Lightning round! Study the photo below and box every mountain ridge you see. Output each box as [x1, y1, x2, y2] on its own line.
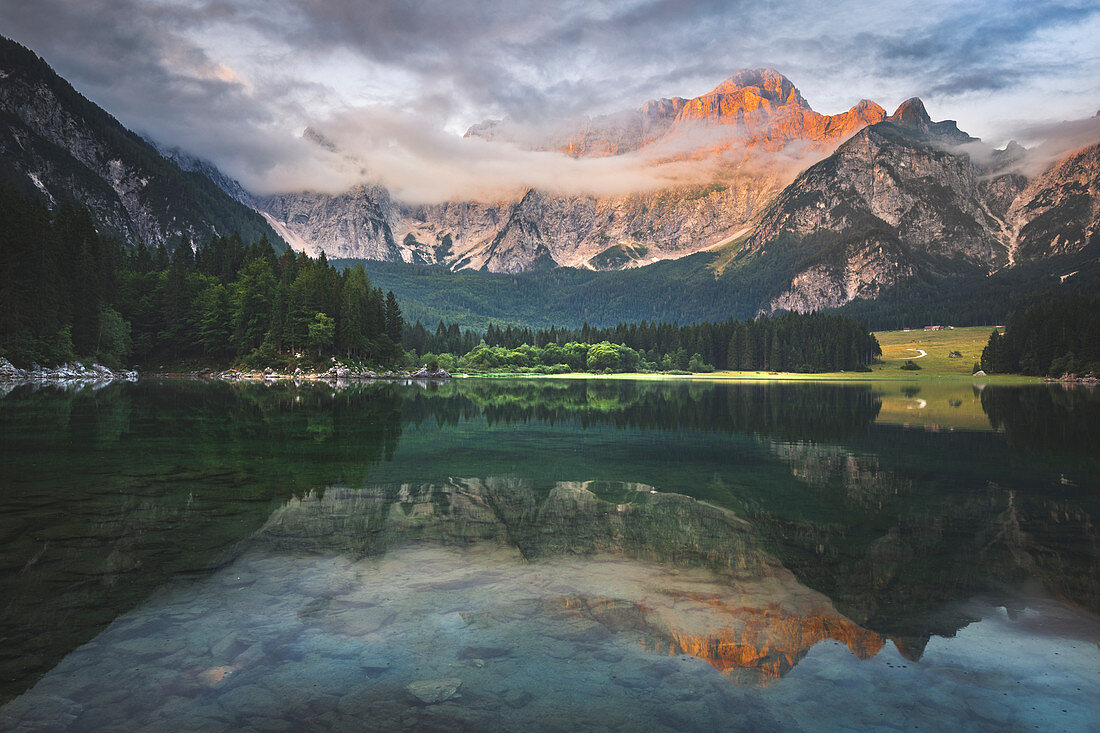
[264, 68, 897, 272]
[0, 35, 285, 250]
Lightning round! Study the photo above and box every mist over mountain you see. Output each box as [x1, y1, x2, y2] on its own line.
[260, 69, 894, 272]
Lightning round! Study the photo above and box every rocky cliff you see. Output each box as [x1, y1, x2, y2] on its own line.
[738, 99, 1099, 313]
[1006, 141, 1100, 263]
[467, 68, 887, 162]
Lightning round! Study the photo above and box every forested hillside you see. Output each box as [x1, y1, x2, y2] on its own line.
[981, 294, 1100, 377]
[348, 247, 1100, 333]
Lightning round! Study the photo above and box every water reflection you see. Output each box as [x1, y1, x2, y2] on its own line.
[4, 479, 1098, 731]
[982, 383, 1100, 453]
[1, 379, 1098, 730]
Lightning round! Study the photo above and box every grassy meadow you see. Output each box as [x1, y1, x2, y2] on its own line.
[466, 326, 1026, 382]
[870, 326, 1001, 378]
[458, 327, 1038, 431]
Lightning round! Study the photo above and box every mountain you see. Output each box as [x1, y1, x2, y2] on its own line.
[0, 36, 284, 250]
[342, 107, 1099, 331]
[1006, 140, 1100, 262]
[259, 69, 888, 272]
[260, 71, 1095, 297]
[6, 32, 1096, 329]
[730, 99, 1096, 314]
[155, 143, 256, 208]
[466, 68, 887, 161]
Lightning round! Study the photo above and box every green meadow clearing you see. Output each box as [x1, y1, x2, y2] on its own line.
[466, 326, 1026, 382]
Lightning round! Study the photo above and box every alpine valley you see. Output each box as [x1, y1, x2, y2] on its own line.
[1, 35, 1097, 330]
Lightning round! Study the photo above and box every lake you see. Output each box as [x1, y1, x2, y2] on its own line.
[1, 378, 1098, 731]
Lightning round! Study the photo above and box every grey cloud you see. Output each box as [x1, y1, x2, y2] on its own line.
[928, 70, 1018, 97]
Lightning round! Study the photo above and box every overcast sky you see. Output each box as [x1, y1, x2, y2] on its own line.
[1, 0, 1098, 199]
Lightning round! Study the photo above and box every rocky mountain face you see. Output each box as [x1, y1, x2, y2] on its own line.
[258, 69, 1097, 314]
[264, 175, 787, 272]
[260, 69, 887, 272]
[738, 99, 1097, 314]
[254, 186, 401, 260]
[156, 143, 257, 208]
[0, 36, 283, 249]
[467, 68, 887, 162]
[1006, 141, 1100, 263]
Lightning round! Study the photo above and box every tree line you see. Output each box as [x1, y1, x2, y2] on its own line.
[0, 186, 404, 368]
[980, 294, 1100, 376]
[404, 312, 880, 373]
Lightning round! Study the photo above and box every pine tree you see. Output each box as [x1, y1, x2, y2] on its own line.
[385, 291, 403, 344]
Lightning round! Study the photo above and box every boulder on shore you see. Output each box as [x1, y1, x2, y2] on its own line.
[0, 358, 137, 383]
[410, 366, 452, 379]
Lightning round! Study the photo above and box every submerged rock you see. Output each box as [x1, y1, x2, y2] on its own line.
[406, 678, 462, 704]
[502, 689, 533, 708]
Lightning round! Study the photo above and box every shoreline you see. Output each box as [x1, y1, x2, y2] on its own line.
[0, 358, 1053, 387]
[453, 370, 1042, 384]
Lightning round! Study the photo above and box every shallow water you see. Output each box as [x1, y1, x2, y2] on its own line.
[1, 379, 1098, 731]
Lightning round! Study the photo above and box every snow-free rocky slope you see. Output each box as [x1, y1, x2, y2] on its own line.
[257, 71, 1098, 313]
[0, 36, 284, 250]
[734, 99, 1099, 313]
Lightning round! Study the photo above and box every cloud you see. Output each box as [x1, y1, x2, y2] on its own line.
[0, 0, 1098, 201]
[1005, 114, 1100, 176]
[287, 107, 790, 202]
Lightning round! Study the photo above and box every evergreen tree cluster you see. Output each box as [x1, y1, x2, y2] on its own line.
[0, 187, 122, 365]
[403, 321, 482, 357]
[0, 186, 405, 367]
[405, 311, 879, 373]
[349, 242, 1100, 337]
[980, 294, 1100, 376]
[726, 314, 880, 372]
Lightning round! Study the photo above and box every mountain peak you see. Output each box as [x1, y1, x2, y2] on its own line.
[889, 97, 931, 127]
[883, 97, 977, 145]
[708, 68, 808, 108]
[851, 99, 885, 113]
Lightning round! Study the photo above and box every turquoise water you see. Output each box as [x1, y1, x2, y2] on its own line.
[1, 379, 1097, 731]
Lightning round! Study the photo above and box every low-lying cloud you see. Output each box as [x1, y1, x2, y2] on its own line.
[287, 108, 840, 203]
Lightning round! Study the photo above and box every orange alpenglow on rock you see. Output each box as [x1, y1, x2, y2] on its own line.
[654, 602, 885, 685]
[468, 68, 887, 165]
[557, 68, 887, 161]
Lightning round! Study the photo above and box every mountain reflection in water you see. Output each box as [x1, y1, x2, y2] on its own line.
[0, 379, 1097, 731]
[256, 478, 883, 686]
